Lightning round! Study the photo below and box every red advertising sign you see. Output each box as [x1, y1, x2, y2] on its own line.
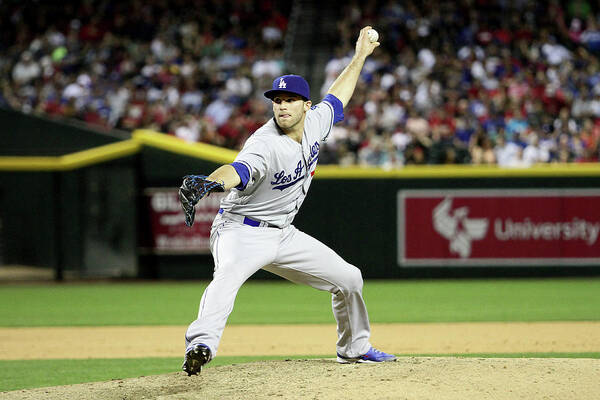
[145, 188, 226, 253]
[398, 189, 600, 266]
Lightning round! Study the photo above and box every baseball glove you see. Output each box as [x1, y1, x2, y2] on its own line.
[179, 175, 225, 227]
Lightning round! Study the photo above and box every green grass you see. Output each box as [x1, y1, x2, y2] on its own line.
[362, 278, 600, 323]
[0, 278, 599, 327]
[2, 353, 599, 393]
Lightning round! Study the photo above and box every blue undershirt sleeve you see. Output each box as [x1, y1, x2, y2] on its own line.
[230, 162, 250, 190]
[323, 93, 344, 124]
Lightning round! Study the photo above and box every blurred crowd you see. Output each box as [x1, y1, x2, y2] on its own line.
[319, 0, 600, 166]
[2, 0, 600, 166]
[0, 0, 289, 149]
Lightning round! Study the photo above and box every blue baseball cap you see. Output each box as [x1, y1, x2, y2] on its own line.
[264, 74, 310, 101]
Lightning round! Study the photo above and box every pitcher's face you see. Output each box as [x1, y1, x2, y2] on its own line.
[272, 94, 311, 130]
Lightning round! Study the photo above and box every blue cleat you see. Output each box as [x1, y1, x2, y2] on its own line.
[337, 347, 397, 364]
[182, 343, 212, 375]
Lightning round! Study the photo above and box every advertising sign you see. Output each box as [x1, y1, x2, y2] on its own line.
[398, 189, 600, 266]
[145, 188, 226, 254]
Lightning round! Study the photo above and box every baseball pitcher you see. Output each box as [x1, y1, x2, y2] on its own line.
[179, 26, 395, 375]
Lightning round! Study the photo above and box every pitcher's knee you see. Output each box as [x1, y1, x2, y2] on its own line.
[339, 265, 364, 293]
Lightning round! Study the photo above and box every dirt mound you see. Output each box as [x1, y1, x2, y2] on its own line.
[3, 357, 600, 400]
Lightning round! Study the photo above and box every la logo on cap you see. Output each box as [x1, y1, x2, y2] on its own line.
[278, 78, 286, 89]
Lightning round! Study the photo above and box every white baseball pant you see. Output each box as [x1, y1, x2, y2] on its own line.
[185, 216, 372, 358]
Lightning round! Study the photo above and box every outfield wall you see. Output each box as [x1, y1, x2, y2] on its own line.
[298, 177, 600, 278]
[1, 111, 599, 279]
[0, 111, 137, 278]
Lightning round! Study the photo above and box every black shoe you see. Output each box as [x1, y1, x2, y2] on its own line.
[182, 343, 212, 376]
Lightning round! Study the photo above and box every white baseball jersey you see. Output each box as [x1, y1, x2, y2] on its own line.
[219, 101, 335, 227]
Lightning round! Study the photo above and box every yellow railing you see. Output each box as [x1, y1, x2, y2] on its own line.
[0, 130, 234, 171]
[1, 129, 600, 178]
[132, 129, 238, 164]
[0, 140, 140, 171]
[314, 162, 600, 179]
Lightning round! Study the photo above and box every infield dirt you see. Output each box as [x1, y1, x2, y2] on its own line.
[1, 321, 599, 360]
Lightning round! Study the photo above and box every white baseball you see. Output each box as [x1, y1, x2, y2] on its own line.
[367, 29, 379, 43]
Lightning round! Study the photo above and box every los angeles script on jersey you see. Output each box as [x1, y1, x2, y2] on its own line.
[307, 141, 319, 168]
[271, 141, 319, 191]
